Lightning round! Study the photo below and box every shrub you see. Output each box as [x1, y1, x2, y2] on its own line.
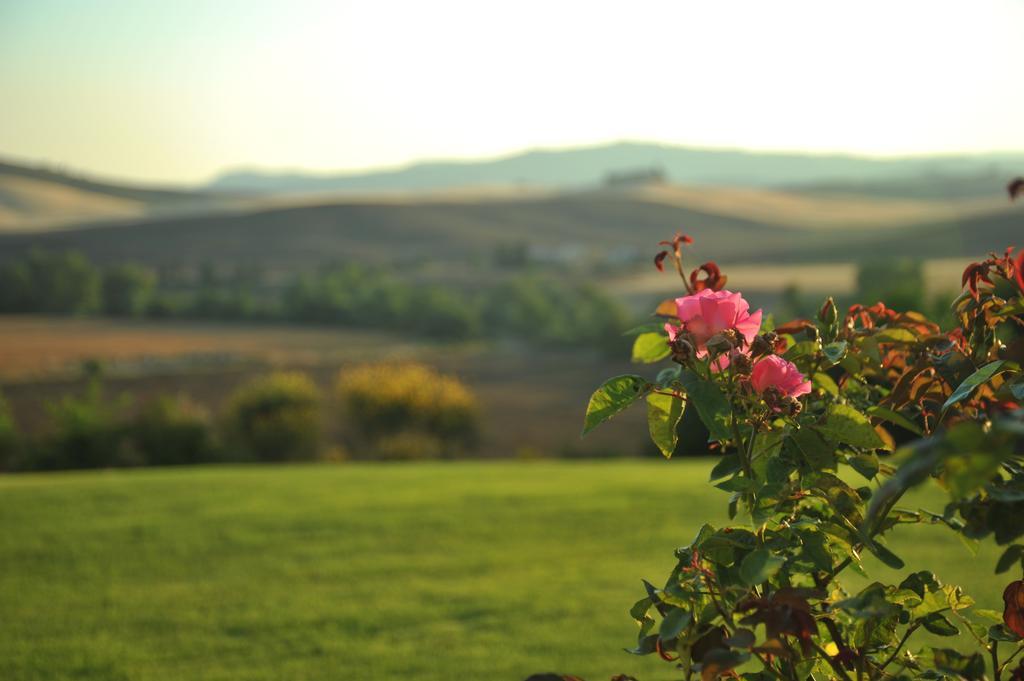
[38, 379, 129, 470]
[128, 395, 216, 466]
[223, 372, 322, 461]
[577, 232, 1024, 681]
[336, 363, 479, 457]
[856, 257, 925, 312]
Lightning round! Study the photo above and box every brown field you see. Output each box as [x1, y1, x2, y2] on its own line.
[0, 316, 645, 458]
[630, 184, 1005, 230]
[0, 316, 452, 380]
[605, 257, 972, 315]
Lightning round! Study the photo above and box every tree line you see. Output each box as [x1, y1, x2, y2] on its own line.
[0, 250, 631, 352]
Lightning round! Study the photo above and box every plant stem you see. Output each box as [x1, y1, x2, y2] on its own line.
[876, 622, 920, 676]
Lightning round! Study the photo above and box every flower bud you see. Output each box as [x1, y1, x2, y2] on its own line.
[818, 297, 838, 327]
[730, 353, 753, 376]
[705, 333, 734, 355]
[751, 331, 779, 358]
[781, 396, 802, 416]
[669, 336, 695, 364]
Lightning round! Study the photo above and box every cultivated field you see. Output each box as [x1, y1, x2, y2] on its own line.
[0, 316, 646, 457]
[0, 461, 1005, 681]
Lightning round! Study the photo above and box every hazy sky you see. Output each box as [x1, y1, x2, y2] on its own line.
[2, 0, 1023, 185]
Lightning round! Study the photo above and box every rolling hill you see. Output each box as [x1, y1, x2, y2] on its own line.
[208, 140, 1024, 196]
[0, 183, 1018, 274]
[0, 160, 247, 232]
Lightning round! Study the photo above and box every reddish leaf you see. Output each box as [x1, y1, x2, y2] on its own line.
[654, 251, 669, 272]
[1004, 580, 1024, 638]
[690, 262, 727, 292]
[1015, 249, 1024, 293]
[1009, 177, 1024, 201]
[774, 319, 815, 336]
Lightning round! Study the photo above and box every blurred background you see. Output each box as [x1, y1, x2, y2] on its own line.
[1, 1, 1022, 679]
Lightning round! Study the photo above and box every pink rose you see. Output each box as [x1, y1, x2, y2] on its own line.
[750, 355, 811, 399]
[664, 289, 763, 356]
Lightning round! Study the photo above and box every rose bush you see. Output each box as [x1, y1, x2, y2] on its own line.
[581, 215, 1024, 679]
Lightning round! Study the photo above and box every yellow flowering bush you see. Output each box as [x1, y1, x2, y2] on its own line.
[336, 363, 479, 458]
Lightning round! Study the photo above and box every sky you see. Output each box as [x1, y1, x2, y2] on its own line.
[2, 0, 1023, 186]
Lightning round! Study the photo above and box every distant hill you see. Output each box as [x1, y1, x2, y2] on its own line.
[0, 161, 246, 232]
[0, 185, 1018, 274]
[208, 141, 1024, 197]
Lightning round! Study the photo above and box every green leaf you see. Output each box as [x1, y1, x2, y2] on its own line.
[866, 540, 904, 569]
[632, 332, 671, 363]
[716, 475, 756, 493]
[921, 613, 959, 636]
[655, 365, 681, 386]
[787, 428, 836, 471]
[876, 328, 918, 343]
[942, 360, 1007, 415]
[709, 454, 742, 481]
[989, 624, 1022, 642]
[784, 340, 819, 361]
[996, 299, 1024, 317]
[658, 607, 692, 641]
[867, 405, 924, 436]
[822, 341, 848, 365]
[739, 548, 785, 585]
[997, 545, 1024, 574]
[931, 648, 986, 680]
[629, 597, 652, 622]
[700, 649, 750, 678]
[679, 370, 732, 442]
[847, 452, 880, 480]
[624, 633, 659, 656]
[813, 372, 839, 397]
[943, 447, 1005, 499]
[1011, 380, 1024, 401]
[647, 392, 684, 458]
[723, 628, 755, 648]
[582, 375, 649, 435]
[815, 404, 884, 449]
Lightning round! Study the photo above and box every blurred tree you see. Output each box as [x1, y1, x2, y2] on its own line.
[856, 258, 925, 312]
[101, 263, 156, 317]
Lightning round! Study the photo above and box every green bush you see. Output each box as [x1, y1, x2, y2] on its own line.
[223, 372, 322, 461]
[336, 363, 479, 457]
[129, 395, 217, 466]
[856, 258, 924, 312]
[38, 379, 129, 470]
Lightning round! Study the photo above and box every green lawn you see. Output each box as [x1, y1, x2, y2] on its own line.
[0, 461, 1008, 681]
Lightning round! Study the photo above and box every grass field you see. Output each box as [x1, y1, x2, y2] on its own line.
[0, 461, 1007, 681]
